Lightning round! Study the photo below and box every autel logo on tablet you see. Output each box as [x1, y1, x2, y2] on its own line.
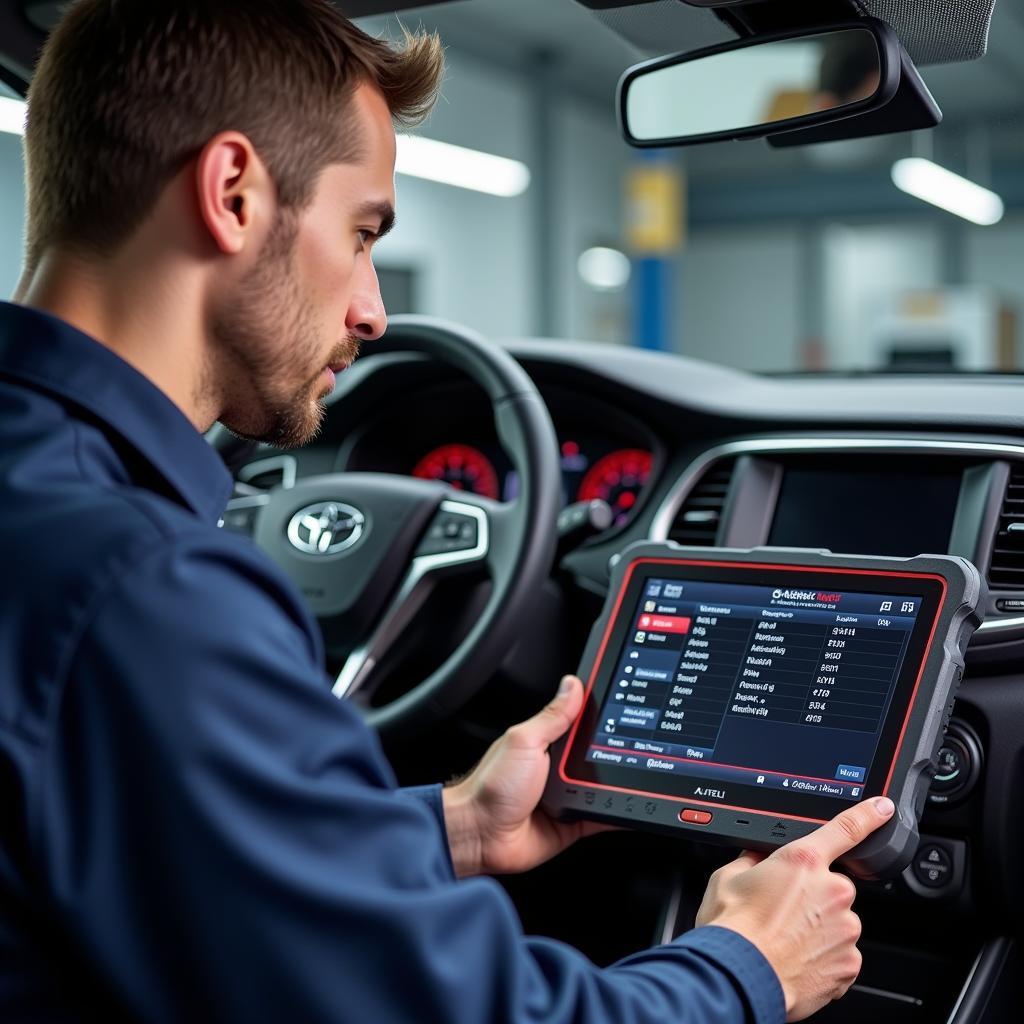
[693, 787, 726, 800]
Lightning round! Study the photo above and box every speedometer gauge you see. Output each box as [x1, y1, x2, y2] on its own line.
[578, 449, 652, 523]
[412, 444, 500, 499]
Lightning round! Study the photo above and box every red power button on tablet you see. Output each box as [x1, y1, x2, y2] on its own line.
[679, 809, 713, 825]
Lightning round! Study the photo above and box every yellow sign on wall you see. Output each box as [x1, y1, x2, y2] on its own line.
[626, 163, 685, 255]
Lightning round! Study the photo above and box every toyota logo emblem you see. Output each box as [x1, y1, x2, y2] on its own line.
[286, 502, 365, 555]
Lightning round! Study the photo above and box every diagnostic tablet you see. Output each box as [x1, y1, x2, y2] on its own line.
[544, 544, 984, 878]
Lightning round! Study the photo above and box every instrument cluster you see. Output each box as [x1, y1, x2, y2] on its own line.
[411, 438, 653, 528]
[335, 381, 659, 535]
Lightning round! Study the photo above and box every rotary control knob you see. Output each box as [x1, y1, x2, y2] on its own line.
[932, 740, 967, 790]
[928, 721, 982, 805]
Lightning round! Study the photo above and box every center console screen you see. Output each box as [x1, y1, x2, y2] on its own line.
[767, 465, 963, 557]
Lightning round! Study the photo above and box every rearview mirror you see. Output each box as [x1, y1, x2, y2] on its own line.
[620, 20, 901, 147]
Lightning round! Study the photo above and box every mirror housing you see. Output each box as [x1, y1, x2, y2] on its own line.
[619, 18, 910, 149]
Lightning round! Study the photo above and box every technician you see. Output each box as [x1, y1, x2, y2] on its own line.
[0, 2, 890, 1021]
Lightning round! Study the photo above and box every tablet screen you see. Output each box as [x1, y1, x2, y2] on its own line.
[561, 559, 945, 822]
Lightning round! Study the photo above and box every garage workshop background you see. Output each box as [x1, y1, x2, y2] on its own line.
[2, 0, 1022, 374]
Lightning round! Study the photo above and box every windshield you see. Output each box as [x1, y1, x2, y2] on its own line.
[0, 1, 1020, 374]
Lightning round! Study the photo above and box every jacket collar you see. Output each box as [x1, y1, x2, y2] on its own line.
[0, 301, 233, 522]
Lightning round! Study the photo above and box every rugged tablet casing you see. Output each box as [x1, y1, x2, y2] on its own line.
[543, 543, 985, 879]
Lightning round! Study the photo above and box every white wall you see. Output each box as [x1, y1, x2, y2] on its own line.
[382, 48, 632, 343]
[679, 226, 803, 370]
[0, 132, 25, 299]
[822, 223, 944, 370]
[675, 217, 1024, 372]
[553, 97, 632, 344]
[378, 49, 535, 338]
[964, 213, 1024, 321]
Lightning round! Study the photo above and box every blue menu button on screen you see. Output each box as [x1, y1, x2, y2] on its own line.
[836, 764, 866, 783]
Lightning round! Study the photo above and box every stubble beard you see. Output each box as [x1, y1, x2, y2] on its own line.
[211, 215, 360, 450]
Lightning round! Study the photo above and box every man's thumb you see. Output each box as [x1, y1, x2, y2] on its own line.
[516, 676, 585, 748]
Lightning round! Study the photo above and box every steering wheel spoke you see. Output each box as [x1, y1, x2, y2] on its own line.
[411, 496, 492, 566]
[218, 492, 271, 537]
[332, 497, 492, 703]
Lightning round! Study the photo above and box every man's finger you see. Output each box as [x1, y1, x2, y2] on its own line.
[732, 849, 766, 871]
[792, 797, 895, 864]
[712, 849, 765, 883]
[511, 676, 585, 749]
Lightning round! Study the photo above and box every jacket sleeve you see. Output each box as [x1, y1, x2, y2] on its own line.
[34, 532, 785, 1024]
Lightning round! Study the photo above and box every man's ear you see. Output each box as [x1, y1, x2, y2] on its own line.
[195, 132, 273, 256]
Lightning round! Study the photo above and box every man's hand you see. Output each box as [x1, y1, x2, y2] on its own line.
[695, 796, 895, 1022]
[441, 676, 609, 877]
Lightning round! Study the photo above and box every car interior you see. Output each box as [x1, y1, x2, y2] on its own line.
[2, 0, 1023, 1020]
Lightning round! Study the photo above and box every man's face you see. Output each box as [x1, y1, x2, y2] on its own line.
[213, 84, 396, 448]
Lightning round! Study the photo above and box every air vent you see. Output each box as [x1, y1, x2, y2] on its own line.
[237, 455, 297, 492]
[668, 459, 736, 547]
[988, 463, 1024, 589]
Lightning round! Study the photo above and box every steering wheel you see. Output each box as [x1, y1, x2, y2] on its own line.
[211, 316, 562, 738]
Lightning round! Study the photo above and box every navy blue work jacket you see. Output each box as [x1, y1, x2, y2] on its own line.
[0, 300, 784, 1023]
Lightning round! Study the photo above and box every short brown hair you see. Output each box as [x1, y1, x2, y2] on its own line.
[23, 0, 443, 270]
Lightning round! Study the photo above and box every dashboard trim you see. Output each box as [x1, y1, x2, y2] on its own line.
[649, 436, 1024, 636]
[945, 944, 988, 1023]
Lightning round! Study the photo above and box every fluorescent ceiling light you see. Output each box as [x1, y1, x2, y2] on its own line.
[0, 106, 530, 201]
[0, 96, 26, 137]
[891, 157, 1004, 226]
[578, 246, 631, 292]
[396, 134, 529, 198]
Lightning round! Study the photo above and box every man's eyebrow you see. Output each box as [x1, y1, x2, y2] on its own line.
[357, 201, 396, 239]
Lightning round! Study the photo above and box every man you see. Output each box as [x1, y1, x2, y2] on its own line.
[815, 33, 883, 110]
[0, 2, 889, 1021]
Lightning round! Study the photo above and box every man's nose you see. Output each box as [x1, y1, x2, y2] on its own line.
[345, 262, 387, 341]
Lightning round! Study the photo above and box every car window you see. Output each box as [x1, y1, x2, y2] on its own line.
[0, 81, 25, 299]
[1, 3, 1021, 374]
[374, 1, 1024, 375]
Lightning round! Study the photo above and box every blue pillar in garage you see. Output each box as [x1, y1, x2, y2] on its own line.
[626, 150, 684, 352]
[633, 257, 673, 351]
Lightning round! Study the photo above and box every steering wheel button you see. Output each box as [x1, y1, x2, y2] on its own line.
[221, 509, 258, 535]
[679, 808, 713, 825]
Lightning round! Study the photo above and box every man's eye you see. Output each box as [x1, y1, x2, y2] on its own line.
[357, 230, 375, 247]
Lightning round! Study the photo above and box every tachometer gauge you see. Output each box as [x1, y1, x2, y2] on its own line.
[577, 449, 652, 523]
[412, 444, 500, 499]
